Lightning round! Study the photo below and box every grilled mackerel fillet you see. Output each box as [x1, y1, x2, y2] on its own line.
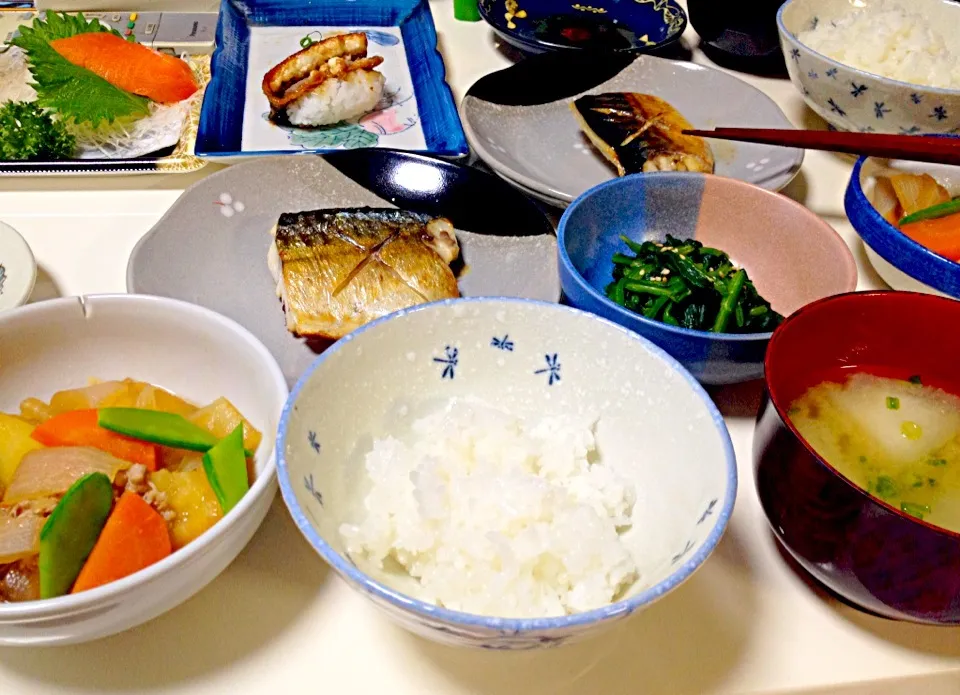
[267, 207, 460, 339]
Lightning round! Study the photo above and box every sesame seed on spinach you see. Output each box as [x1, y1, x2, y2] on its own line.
[606, 235, 783, 334]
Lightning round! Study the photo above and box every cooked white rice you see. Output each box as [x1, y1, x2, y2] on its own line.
[339, 398, 639, 618]
[285, 69, 385, 127]
[797, 1, 960, 90]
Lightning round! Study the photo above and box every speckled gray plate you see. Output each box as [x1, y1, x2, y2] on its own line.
[462, 52, 804, 206]
[127, 152, 559, 387]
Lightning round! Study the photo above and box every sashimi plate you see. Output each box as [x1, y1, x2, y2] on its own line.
[127, 150, 558, 386]
[0, 11, 210, 176]
[195, 0, 468, 161]
[462, 51, 804, 206]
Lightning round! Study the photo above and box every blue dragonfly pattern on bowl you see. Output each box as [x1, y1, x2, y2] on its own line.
[304, 473, 323, 506]
[308, 431, 321, 453]
[697, 498, 718, 524]
[491, 335, 514, 351]
[782, 35, 960, 135]
[671, 539, 695, 565]
[433, 346, 459, 379]
[0, 264, 5, 296]
[534, 353, 561, 385]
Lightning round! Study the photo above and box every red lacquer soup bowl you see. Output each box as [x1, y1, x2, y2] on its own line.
[754, 290, 960, 624]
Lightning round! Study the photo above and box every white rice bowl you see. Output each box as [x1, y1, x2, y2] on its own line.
[796, 0, 960, 89]
[277, 299, 736, 648]
[339, 397, 640, 618]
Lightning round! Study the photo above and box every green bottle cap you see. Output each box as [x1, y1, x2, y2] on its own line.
[454, 0, 481, 22]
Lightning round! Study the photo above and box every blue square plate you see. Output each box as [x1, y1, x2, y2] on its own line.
[196, 0, 468, 160]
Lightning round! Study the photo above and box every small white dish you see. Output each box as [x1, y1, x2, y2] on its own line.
[0, 221, 37, 312]
[0, 294, 289, 645]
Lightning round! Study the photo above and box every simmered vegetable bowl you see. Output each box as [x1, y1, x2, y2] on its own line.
[0, 378, 261, 602]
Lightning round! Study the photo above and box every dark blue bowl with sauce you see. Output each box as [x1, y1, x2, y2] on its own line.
[477, 0, 687, 55]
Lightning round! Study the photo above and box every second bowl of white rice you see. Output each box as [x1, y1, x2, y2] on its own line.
[276, 297, 736, 649]
[778, 0, 960, 134]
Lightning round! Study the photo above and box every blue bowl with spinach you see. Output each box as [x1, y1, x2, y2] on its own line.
[557, 173, 858, 385]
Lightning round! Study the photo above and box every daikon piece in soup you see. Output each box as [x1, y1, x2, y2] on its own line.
[788, 373, 960, 532]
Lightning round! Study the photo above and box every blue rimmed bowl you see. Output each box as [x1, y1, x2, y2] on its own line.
[276, 298, 736, 649]
[558, 173, 858, 385]
[845, 154, 960, 298]
[478, 0, 686, 55]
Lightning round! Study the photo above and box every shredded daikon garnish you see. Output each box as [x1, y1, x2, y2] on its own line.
[0, 48, 38, 104]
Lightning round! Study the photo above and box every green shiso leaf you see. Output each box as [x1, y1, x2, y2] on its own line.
[10, 12, 149, 128]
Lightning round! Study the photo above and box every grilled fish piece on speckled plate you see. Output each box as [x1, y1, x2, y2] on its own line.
[570, 92, 715, 175]
[267, 207, 460, 340]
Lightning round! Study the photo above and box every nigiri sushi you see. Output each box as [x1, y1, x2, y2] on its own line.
[570, 93, 714, 175]
[262, 33, 386, 128]
[49, 32, 198, 104]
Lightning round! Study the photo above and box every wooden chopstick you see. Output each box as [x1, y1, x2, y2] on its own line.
[683, 128, 960, 166]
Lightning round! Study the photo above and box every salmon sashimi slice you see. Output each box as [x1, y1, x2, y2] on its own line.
[50, 32, 198, 104]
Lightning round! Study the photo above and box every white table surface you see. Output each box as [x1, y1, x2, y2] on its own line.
[2, 2, 960, 693]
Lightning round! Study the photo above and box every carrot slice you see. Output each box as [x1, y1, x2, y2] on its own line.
[71, 492, 172, 594]
[900, 212, 960, 263]
[31, 409, 158, 471]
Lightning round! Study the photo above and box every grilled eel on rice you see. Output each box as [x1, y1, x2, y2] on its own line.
[267, 207, 460, 340]
[262, 32, 386, 127]
[570, 92, 715, 175]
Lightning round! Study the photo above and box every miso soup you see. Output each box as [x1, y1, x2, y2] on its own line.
[788, 373, 960, 532]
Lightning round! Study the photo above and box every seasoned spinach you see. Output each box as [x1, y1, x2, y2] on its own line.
[605, 235, 783, 334]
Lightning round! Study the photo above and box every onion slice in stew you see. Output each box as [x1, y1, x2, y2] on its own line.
[2, 447, 131, 504]
[0, 514, 43, 564]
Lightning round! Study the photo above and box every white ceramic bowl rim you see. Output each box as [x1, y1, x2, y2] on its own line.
[557, 172, 843, 342]
[0, 294, 287, 619]
[777, 0, 960, 97]
[276, 296, 738, 631]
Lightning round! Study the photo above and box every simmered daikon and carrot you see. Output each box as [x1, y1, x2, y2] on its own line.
[873, 172, 960, 263]
[0, 379, 260, 602]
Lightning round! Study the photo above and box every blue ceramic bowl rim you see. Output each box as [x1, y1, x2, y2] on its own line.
[558, 172, 788, 343]
[845, 145, 960, 296]
[776, 0, 960, 97]
[275, 296, 737, 633]
[477, 0, 687, 54]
